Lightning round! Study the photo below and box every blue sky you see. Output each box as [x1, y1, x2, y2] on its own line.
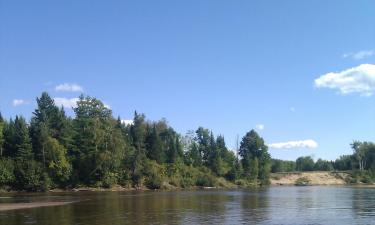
[1, 0, 375, 160]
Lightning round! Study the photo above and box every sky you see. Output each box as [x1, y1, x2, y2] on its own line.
[1, 0, 375, 161]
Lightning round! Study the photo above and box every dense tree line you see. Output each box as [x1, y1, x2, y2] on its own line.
[0, 92, 271, 191]
[272, 157, 342, 173]
[272, 142, 375, 182]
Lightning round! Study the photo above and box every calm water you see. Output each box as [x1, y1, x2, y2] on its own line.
[1, 186, 375, 225]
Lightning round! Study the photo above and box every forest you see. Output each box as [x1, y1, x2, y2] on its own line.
[0, 92, 271, 191]
[1, 92, 374, 191]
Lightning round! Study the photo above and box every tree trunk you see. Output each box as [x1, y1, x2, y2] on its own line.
[42, 146, 46, 168]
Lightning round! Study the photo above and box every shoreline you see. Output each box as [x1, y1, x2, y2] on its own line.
[1, 171, 374, 194]
[0, 201, 76, 211]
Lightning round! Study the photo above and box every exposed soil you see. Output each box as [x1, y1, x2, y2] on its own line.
[270, 171, 350, 186]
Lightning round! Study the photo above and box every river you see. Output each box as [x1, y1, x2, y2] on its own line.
[1, 186, 375, 225]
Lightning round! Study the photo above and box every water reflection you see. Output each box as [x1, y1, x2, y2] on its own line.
[351, 187, 375, 218]
[1, 187, 375, 225]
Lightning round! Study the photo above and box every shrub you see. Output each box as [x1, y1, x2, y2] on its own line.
[146, 174, 162, 189]
[0, 159, 15, 188]
[102, 172, 118, 188]
[144, 160, 165, 189]
[295, 177, 310, 186]
[14, 160, 49, 191]
[196, 173, 217, 187]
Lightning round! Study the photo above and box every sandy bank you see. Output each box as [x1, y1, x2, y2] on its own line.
[270, 171, 350, 186]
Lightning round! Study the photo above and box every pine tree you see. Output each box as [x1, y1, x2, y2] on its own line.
[0, 112, 5, 157]
[30, 93, 71, 163]
[146, 125, 164, 163]
[13, 116, 33, 161]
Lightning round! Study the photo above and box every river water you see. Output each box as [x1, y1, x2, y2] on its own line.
[1, 186, 375, 225]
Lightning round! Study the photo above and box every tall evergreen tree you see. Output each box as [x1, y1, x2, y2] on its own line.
[0, 113, 5, 157]
[12, 116, 33, 161]
[130, 111, 147, 153]
[146, 125, 164, 163]
[30, 93, 70, 162]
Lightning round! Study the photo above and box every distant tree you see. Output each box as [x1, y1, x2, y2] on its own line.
[352, 141, 365, 171]
[195, 127, 210, 165]
[351, 142, 375, 172]
[314, 159, 334, 171]
[0, 113, 5, 157]
[334, 155, 353, 171]
[166, 135, 182, 163]
[185, 142, 202, 167]
[0, 158, 15, 188]
[12, 116, 33, 161]
[239, 130, 270, 183]
[145, 125, 164, 163]
[271, 159, 296, 173]
[3, 118, 16, 157]
[72, 95, 124, 186]
[249, 157, 259, 181]
[30, 93, 72, 168]
[130, 111, 147, 153]
[296, 156, 314, 171]
[44, 137, 72, 184]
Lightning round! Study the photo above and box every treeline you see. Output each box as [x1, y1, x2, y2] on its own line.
[272, 142, 375, 182]
[271, 157, 334, 172]
[0, 92, 271, 191]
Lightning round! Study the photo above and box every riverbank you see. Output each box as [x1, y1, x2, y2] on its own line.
[270, 171, 352, 186]
[1, 171, 372, 194]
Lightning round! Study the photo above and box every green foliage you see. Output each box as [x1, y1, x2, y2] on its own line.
[295, 177, 311, 186]
[184, 142, 202, 167]
[14, 160, 49, 191]
[271, 159, 296, 173]
[239, 130, 270, 184]
[249, 157, 259, 181]
[334, 155, 353, 171]
[144, 161, 165, 189]
[45, 137, 72, 184]
[0, 159, 15, 188]
[0, 92, 278, 191]
[145, 125, 165, 163]
[0, 114, 5, 157]
[314, 159, 334, 171]
[195, 127, 211, 165]
[196, 173, 217, 187]
[8, 116, 34, 161]
[72, 95, 125, 186]
[296, 156, 315, 171]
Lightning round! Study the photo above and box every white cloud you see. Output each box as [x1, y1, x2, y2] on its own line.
[55, 83, 83, 92]
[12, 99, 29, 107]
[342, 50, 375, 60]
[314, 64, 375, 97]
[255, 124, 265, 130]
[121, 120, 134, 126]
[53, 97, 79, 108]
[269, 140, 318, 150]
[290, 107, 296, 112]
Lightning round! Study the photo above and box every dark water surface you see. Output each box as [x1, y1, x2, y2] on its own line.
[1, 186, 375, 225]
